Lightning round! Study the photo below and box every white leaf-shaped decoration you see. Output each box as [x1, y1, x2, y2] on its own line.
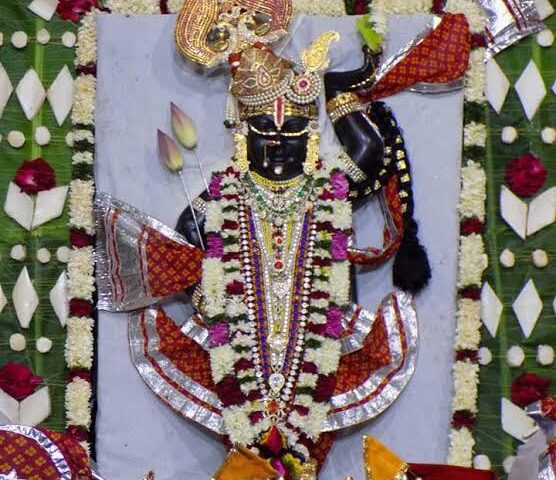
[0, 285, 7, 315]
[50, 271, 68, 327]
[0, 389, 19, 422]
[47, 66, 74, 126]
[535, 0, 554, 19]
[486, 59, 510, 114]
[27, 0, 59, 21]
[481, 282, 503, 337]
[0, 62, 13, 119]
[515, 61, 546, 121]
[501, 398, 538, 442]
[12, 267, 39, 329]
[527, 187, 556, 236]
[32, 185, 68, 229]
[4, 182, 34, 231]
[15, 69, 46, 120]
[19, 386, 51, 426]
[512, 279, 543, 338]
[500, 186, 527, 239]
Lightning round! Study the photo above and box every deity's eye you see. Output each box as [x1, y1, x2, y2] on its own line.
[242, 11, 272, 36]
[282, 117, 308, 133]
[206, 23, 231, 53]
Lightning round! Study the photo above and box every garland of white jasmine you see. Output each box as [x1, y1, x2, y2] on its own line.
[203, 160, 349, 459]
[367, 0, 488, 468]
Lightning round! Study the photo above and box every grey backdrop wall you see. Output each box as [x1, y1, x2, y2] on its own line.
[95, 13, 462, 479]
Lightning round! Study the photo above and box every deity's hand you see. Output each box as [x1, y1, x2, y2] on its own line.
[323, 46, 381, 100]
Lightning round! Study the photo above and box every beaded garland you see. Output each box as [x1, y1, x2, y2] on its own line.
[202, 158, 351, 470]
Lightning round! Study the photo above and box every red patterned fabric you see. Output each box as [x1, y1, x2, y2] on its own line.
[409, 463, 497, 479]
[145, 226, 204, 297]
[0, 428, 91, 480]
[359, 13, 471, 102]
[542, 397, 556, 420]
[349, 176, 404, 266]
[156, 311, 215, 390]
[334, 312, 392, 395]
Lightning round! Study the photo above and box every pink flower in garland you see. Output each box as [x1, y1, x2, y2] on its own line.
[206, 235, 224, 258]
[0, 362, 42, 401]
[57, 0, 98, 22]
[330, 172, 349, 200]
[208, 322, 229, 347]
[14, 158, 55, 194]
[331, 232, 348, 260]
[208, 175, 222, 199]
[505, 153, 548, 198]
[325, 307, 343, 338]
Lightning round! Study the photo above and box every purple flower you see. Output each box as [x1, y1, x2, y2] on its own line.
[208, 175, 222, 199]
[209, 322, 229, 347]
[206, 235, 224, 258]
[325, 307, 343, 338]
[331, 232, 348, 260]
[330, 172, 349, 200]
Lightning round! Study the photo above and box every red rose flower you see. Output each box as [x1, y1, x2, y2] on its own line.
[249, 411, 263, 424]
[432, 0, 445, 14]
[216, 376, 245, 407]
[226, 280, 244, 296]
[313, 375, 337, 402]
[452, 410, 476, 429]
[14, 158, 56, 194]
[0, 362, 42, 400]
[234, 358, 254, 372]
[505, 153, 548, 198]
[456, 349, 479, 362]
[69, 299, 93, 317]
[57, 0, 98, 22]
[301, 362, 318, 374]
[459, 287, 481, 300]
[67, 425, 90, 443]
[460, 218, 484, 236]
[511, 373, 551, 407]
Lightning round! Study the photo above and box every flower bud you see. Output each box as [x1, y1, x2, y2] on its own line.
[171, 102, 198, 150]
[157, 130, 183, 172]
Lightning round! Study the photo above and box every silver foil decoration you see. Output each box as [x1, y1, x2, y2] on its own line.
[323, 291, 419, 432]
[341, 303, 376, 354]
[128, 308, 225, 435]
[479, 0, 543, 58]
[95, 193, 195, 312]
[0, 425, 72, 480]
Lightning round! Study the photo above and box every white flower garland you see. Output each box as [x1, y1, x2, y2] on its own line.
[105, 0, 160, 15]
[65, 378, 93, 428]
[370, 0, 433, 35]
[65, 317, 95, 369]
[457, 234, 488, 288]
[447, 427, 475, 467]
[67, 247, 96, 301]
[444, 0, 486, 34]
[72, 75, 96, 126]
[69, 180, 95, 233]
[293, 0, 346, 16]
[459, 161, 486, 221]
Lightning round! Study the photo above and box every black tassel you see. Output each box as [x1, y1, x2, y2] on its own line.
[393, 218, 431, 293]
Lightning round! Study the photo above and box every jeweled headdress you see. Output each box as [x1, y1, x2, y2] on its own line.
[175, 0, 338, 126]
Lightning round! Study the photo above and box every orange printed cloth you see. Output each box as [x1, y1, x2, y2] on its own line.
[0, 425, 91, 480]
[359, 13, 471, 102]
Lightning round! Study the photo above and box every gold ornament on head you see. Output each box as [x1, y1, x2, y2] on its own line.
[175, 0, 292, 68]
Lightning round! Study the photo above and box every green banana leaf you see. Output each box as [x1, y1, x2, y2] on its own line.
[476, 11, 556, 479]
[0, 1, 76, 431]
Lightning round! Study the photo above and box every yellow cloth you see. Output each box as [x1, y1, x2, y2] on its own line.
[211, 447, 280, 480]
[363, 436, 409, 480]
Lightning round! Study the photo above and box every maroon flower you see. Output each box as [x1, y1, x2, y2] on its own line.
[307, 322, 327, 335]
[459, 287, 481, 300]
[234, 358, 254, 372]
[249, 411, 263, 424]
[452, 410, 476, 429]
[57, 0, 98, 22]
[76, 64, 97, 76]
[69, 299, 93, 317]
[511, 373, 551, 407]
[294, 405, 309, 416]
[68, 369, 91, 382]
[456, 349, 479, 363]
[14, 158, 56, 194]
[471, 33, 487, 49]
[301, 362, 318, 374]
[353, 0, 368, 14]
[505, 153, 548, 198]
[432, 0, 445, 14]
[222, 220, 239, 231]
[313, 375, 336, 402]
[70, 230, 94, 247]
[67, 425, 90, 443]
[460, 218, 484, 236]
[216, 376, 245, 407]
[0, 362, 42, 400]
[226, 280, 244, 296]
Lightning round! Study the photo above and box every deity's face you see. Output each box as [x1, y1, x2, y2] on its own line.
[247, 115, 309, 181]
